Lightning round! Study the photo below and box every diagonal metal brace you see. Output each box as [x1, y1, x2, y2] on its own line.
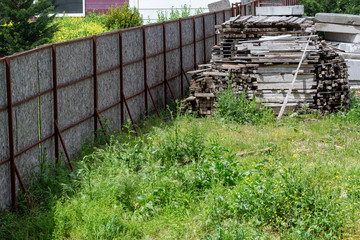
[54, 122, 74, 171]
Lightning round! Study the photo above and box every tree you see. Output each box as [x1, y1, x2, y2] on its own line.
[0, 0, 58, 57]
[301, 0, 360, 16]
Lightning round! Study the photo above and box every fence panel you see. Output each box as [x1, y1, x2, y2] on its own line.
[0, 9, 233, 210]
[96, 33, 121, 130]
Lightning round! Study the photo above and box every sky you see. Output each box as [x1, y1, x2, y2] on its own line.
[128, 0, 238, 22]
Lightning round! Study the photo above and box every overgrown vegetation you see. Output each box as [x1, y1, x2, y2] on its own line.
[1, 94, 360, 239]
[51, 12, 106, 43]
[215, 84, 274, 125]
[157, 5, 204, 22]
[0, 0, 58, 57]
[301, 0, 360, 16]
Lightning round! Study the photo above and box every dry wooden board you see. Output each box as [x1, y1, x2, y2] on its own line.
[255, 74, 315, 83]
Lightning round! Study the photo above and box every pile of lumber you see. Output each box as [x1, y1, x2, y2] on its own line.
[315, 13, 360, 88]
[183, 15, 350, 115]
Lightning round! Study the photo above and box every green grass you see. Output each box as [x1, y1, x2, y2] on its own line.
[1, 95, 360, 239]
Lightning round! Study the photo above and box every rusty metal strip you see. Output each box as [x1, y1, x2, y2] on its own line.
[98, 100, 121, 115]
[57, 74, 93, 90]
[165, 78, 176, 101]
[15, 165, 33, 210]
[95, 109, 110, 145]
[145, 84, 161, 119]
[52, 45, 60, 163]
[54, 122, 74, 171]
[14, 133, 54, 159]
[93, 36, 98, 136]
[163, 22, 168, 106]
[5, 58, 16, 209]
[0, 158, 9, 166]
[97, 65, 120, 77]
[182, 68, 191, 86]
[121, 91, 138, 134]
[179, 18, 184, 98]
[125, 90, 146, 101]
[12, 88, 53, 108]
[142, 26, 149, 116]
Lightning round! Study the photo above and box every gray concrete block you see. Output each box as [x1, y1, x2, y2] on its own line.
[60, 118, 93, 157]
[205, 14, 215, 38]
[98, 105, 121, 131]
[256, 5, 304, 16]
[40, 137, 55, 164]
[0, 163, 11, 210]
[166, 49, 181, 79]
[145, 25, 163, 57]
[196, 41, 205, 65]
[206, 38, 215, 62]
[195, 16, 204, 41]
[338, 43, 360, 53]
[324, 32, 360, 43]
[98, 69, 121, 110]
[123, 61, 144, 97]
[315, 23, 360, 34]
[10, 53, 40, 103]
[15, 146, 40, 186]
[39, 92, 54, 138]
[57, 40, 93, 85]
[181, 19, 194, 45]
[315, 13, 360, 26]
[147, 85, 164, 113]
[96, 33, 120, 73]
[122, 29, 143, 65]
[340, 52, 360, 60]
[125, 94, 145, 123]
[0, 111, 9, 163]
[13, 99, 39, 153]
[183, 44, 195, 71]
[346, 59, 360, 81]
[147, 55, 164, 86]
[168, 76, 182, 100]
[225, 9, 232, 21]
[208, 0, 230, 12]
[58, 79, 94, 129]
[37, 48, 53, 93]
[165, 22, 180, 50]
[0, 60, 6, 109]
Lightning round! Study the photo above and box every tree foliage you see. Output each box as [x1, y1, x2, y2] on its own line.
[0, 0, 58, 57]
[301, 0, 360, 16]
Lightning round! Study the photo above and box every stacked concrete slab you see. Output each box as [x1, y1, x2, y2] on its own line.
[315, 13, 360, 88]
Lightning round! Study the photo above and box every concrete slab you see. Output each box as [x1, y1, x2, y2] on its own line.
[315, 13, 360, 26]
[338, 43, 360, 53]
[208, 0, 230, 12]
[340, 52, 360, 60]
[256, 5, 304, 16]
[346, 59, 360, 81]
[315, 23, 360, 34]
[324, 32, 360, 43]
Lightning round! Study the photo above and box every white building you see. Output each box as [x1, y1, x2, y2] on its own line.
[128, 0, 238, 22]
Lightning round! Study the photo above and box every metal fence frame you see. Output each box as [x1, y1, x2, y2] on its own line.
[0, 9, 232, 210]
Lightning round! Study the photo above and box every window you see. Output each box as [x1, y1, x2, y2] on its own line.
[47, 0, 85, 16]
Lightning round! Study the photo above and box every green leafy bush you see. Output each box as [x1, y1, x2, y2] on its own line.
[104, 2, 143, 30]
[51, 16, 106, 43]
[0, 0, 58, 57]
[157, 5, 204, 22]
[301, 0, 360, 16]
[215, 82, 274, 125]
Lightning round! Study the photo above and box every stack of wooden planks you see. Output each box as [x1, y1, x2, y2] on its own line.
[183, 16, 350, 115]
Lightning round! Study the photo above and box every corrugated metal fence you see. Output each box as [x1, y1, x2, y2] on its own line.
[0, 9, 233, 210]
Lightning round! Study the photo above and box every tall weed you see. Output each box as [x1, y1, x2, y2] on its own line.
[215, 86, 274, 125]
